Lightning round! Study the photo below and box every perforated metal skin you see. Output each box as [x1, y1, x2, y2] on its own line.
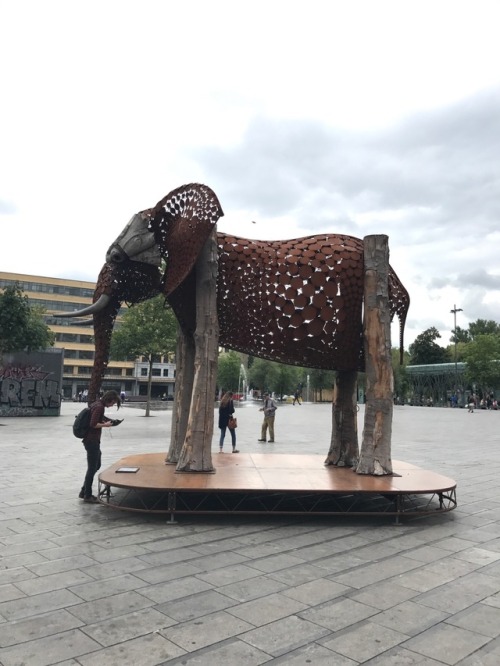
[88, 183, 409, 399]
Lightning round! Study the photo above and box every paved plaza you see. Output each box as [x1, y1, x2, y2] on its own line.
[1, 400, 500, 665]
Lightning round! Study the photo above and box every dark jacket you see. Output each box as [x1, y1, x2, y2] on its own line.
[218, 400, 234, 429]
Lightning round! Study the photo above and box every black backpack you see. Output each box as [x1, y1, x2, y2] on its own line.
[73, 407, 91, 439]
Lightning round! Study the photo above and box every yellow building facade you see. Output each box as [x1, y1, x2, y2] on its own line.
[0, 271, 175, 400]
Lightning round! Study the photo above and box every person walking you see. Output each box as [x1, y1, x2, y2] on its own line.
[292, 390, 302, 405]
[79, 390, 121, 503]
[467, 395, 475, 413]
[258, 392, 278, 442]
[218, 391, 238, 453]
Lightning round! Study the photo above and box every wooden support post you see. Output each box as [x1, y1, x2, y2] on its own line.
[357, 235, 394, 475]
[165, 325, 195, 464]
[176, 229, 219, 472]
[324, 370, 359, 467]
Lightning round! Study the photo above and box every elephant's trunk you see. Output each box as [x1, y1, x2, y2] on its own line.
[85, 261, 163, 401]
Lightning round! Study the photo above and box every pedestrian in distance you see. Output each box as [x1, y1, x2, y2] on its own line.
[258, 392, 278, 442]
[218, 391, 239, 453]
[292, 389, 302, 405]
[79, 390, 121, 503]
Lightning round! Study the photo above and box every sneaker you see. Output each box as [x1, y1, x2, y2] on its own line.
[232, 449, 240, 453]
[258, 439, 266, 442]
[83, 496, 100, 503]
[268, 440, 275, 443]
[78, 490, 84, 499]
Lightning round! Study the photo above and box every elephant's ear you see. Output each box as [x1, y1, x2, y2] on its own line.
[148, 183, 224, 296]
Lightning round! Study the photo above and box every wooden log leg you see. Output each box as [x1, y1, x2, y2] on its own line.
[325, 370, 359, 467]
[165, 326, 195, 464]
[357, 235, 394, 475]
[176, 230, 219, 472]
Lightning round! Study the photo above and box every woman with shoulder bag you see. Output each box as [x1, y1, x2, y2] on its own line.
[218, 391, 239, 453]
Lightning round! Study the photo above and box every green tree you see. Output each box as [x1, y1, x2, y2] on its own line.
[217, 350, 241, 393]
[409, 327, 451, 365]
[248, 358, 278, 395]
[463, 334, 500, 397]
[469, 319, 500, 340]
[392, 347, 410, 403]
[110, 295, 177, 416]
[273, 363, 299, 400]
[310, 368, 335, 402]
[0, 284, 54, 354]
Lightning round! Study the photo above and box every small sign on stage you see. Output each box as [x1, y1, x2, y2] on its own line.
[116, 467, 140, 473]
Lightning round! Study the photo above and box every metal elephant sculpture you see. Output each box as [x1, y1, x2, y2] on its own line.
[62, 183, 409, 469]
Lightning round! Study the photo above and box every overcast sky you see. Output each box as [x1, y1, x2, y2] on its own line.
[1, 0, 499, 348]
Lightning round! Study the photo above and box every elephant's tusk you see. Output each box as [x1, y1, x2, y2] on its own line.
[59, 293, 112, 318]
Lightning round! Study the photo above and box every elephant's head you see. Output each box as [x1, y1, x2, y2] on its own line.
[60, 183, 223, 400]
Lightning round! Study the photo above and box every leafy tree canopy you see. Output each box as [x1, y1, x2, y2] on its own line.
[463, 334, 500, 395]
[409, 327, 451, 365]
[110, 295, 177, 361]
[110, 295, 177, 415]
[0, 284, 54, 354]
[217, 350, 242, 393]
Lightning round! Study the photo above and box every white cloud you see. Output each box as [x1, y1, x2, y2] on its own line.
[1, 0, 500, 348]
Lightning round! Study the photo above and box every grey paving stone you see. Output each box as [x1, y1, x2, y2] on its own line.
[268, 563, 327, 586]
[445, 602, 500, 638]
[15, 569, 95, 596]
[160, 609, 253, 651]
[79, 556, 154, 580]
[133, 561, 203, 584]
[78, 632, 186, 665]
[416, 572, 500, 614]
[4, 401, 500, 664]
[68, 590, 155, 624]
[217, 574, 288, 602]
[0, 628, 101, 666]
[226, 592, 308, 626]
[138, 576, 213, 604]
[269, 642, 357, 665]
[348, 580, 419, 609]
[0, 588, 83, 621]
[155, 589, 238, 622]
[241, 614, 330, 657]
[0, 583, 26, 603]
[195, 563, 262, 587]
[0, 609, 83, 648]
[299, 597, 378, 631]
[69, 572, 149, 601]
[81, 606, 176, 647]
[282, 577, 351, 605]
[321, 620, 409, 662]
[245, 552, 307, 573]
[330, 554, 421, 589]
[26, 554, 98, 576]
[363, 646, 445, 664]
[372, 600, 449, 636]
[157, 638, 271, 665]
[402, 622, 490, 664]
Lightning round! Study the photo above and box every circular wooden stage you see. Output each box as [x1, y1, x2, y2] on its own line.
[98, 453, 457, 521]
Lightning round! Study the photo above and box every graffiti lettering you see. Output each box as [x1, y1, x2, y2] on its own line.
[1, 378, 61, 408]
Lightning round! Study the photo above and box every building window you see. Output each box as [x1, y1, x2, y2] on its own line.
[63, 365, 74, 373]
[163, 369, 169, 377]
[141, 368, 148, 376]
[125, 369, 134, 376]
[152, 368, 161, 377]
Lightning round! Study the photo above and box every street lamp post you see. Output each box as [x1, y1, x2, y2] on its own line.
[451, 304, 463, 405]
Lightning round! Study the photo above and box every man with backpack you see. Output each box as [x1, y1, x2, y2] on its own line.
[79, 390, 121, 503]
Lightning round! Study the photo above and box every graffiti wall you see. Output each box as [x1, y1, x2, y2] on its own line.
[0, 350, 63, 416]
